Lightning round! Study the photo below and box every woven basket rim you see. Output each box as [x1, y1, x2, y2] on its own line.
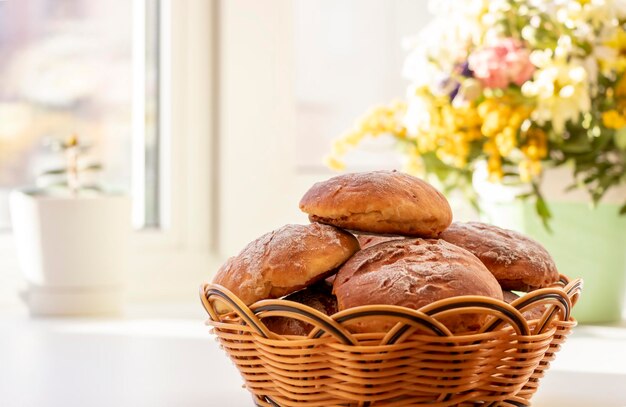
[200, 275, 582, 406]
[200, 274, 582, 342]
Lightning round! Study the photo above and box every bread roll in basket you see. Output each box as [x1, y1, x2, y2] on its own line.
[200, 171, 582, 406]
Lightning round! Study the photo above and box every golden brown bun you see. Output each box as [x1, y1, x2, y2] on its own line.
[264, 281, 338, 336]
[212, 223, 359, 312]
[333, 239, 503, 333]
[356, 234, 406, 249]
[439, 222, 559, 291]
[323, 235, 406, 284]
[502, 290, 521, 305]
[299, 170, 452, 237]
[503, 291, 545, 320]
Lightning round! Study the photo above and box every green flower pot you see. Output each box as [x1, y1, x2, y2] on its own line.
[483, 201, 626, 324]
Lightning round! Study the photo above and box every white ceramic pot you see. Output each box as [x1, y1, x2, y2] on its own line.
[9, 190, 130, 316]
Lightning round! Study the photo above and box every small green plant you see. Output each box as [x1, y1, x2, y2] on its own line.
[39, 134, 103, 195]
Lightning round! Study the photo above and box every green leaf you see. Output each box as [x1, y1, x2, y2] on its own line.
[591, 131, 613, 151]
[531, 182, 553, 233]
[535, 195, 552, 219]
[619, 202, 626, 215]
[81, 184, 103, 192]
[559, 130, 592, 153]
[583, 172, 599, 184]
[45, 182, 69, 188]
[40, 168, 67, 176]
[535, 196, 553, 233]
[616, 128, 626, 150]
[39, 163, 102, 177]
[560, 138, 591, 153]
[82, 163, 103, 172]
[516, 192, 534, 200]
[573, 162, 596, 176]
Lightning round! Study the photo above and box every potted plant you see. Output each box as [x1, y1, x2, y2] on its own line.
[10, 135, 129, 316]
[326, 0, 626, 323]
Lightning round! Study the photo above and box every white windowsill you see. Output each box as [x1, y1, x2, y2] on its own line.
[1, 305, 625, 407]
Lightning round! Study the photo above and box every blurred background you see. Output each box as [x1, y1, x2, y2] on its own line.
[1, 1, 625, 406]
[1, 0, 624, 312]
[0, 0, 444, 307]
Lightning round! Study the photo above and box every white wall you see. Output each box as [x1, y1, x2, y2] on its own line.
[293, 0, 430, 170]
[218, 0, 432, 257]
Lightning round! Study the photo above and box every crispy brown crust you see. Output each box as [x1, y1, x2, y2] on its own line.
[503, 291, 545, 320]
[264, 281, 338, 336]
[212, 223, 359, 310]
[439, 222, 559, 291]
[299, 170, 452, 237]
[356, 233, 407, 249]
[333, 239, 503, 333]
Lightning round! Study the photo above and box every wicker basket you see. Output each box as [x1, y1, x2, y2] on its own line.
[200, 275, 582, 407]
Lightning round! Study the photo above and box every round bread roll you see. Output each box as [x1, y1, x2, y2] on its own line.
[503, 291, 545, 320]
[264, 281, 338, 336]
[333, 239, 503, 333]
[325, 234, 405, 285]
[439, 222, 559, 291]
[212, 223, 359, 312]
[299, 170, 452, 237]
[356, 234, 406, 250]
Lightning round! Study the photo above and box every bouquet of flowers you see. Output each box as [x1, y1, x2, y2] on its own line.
[327, 0, 626, 227]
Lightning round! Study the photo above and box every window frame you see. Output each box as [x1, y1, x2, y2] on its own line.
[0, 0, 219, 303]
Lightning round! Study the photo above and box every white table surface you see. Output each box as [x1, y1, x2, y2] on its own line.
[1, 304, 625, 407]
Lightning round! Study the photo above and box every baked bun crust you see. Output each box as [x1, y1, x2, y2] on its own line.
[299, 170, 452, 237]
[264, 281, 338, 336]
[503, 291, 545, 320]
[356, 234, 406, 250]
[333, 239, 503, 332]
[213, 223, 359, 311]
[439, 222, 559, 291]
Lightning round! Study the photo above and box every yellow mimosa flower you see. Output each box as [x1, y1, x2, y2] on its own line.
[487, 154, 504, 182]
[602, 109, 626, 129]
[519, 159, 542, 183]
[616, 75, 626, 97]
[324, 155, 346, 171]
[495, 126, 517, 157]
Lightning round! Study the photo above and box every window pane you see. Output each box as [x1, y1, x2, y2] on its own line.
[0, 0, 160, 230]
[144, 0, 161, 228]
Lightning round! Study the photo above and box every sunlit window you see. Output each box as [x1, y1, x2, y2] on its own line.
[0, 0, 160, 230]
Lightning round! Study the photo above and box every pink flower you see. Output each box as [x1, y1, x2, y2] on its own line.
[468, 38, 535, 89]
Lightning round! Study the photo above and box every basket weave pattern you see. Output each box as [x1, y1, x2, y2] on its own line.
[200, 276, 581, 406]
